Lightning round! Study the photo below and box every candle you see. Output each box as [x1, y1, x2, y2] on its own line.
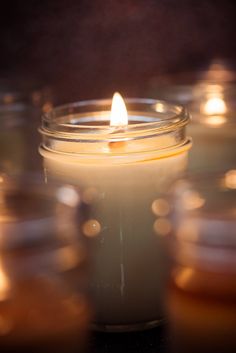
[147, 63, 236, 173]
[0, 178, 91, 351]
[39, 93, 191, 331]
[187, 84, 236, 172]
[166, 172, 236, 353]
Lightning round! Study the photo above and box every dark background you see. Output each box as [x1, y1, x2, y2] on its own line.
[0, 0, 236, 102]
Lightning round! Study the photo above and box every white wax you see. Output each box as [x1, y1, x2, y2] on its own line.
[41, 143, 188, 328]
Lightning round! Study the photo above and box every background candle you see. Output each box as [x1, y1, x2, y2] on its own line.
[147, 63, 236, 173]
[0, 177, 91, 352]
[39, 96, 191, 331]
[166, 172, 236, 353]
[0, 79, 54, 175]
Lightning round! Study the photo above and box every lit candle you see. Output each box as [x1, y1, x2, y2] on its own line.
[39, 93, 191, 331]
[0, 178, 91, 351]
[187, 83, 236, 172]
[166, 172, 236, 353]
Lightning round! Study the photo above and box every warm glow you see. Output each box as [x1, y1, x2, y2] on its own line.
[203, 96, 227, 116]
[205, 115, 227, 126]
[174, 267, 195, 289]
[82, 219, 101, 237]
[153, 218, 172, 236]
[182, 190, 205, 210]
[0, 263, 10, 301]
[176, 220, 199, 242]
[151, 198, 170, 217]
[110, 92, 128, 128]
[56, 185, 80, 207]
[225, 170, 236, 189]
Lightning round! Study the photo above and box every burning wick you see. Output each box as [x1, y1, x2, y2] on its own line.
[110, 92, 128, 129]
[109, 92, 128, 150]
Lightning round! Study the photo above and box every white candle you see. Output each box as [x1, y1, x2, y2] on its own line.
[39, 94, 191, 331]
[187, 88, 236, 172]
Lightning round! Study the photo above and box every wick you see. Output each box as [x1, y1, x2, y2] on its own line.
[108, 140, 126, 150]
[108, 127, 126, 150]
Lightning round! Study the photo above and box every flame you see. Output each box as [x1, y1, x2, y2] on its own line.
[203, 96, 227, 116]
[110, 92, 128, 128]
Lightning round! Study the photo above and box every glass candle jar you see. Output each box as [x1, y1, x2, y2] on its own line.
[147, 61, 236, 173]
[0, 79, 54, 175]
[0, 175, 91, 352]
[39, 98, 191, 331]
[166, 171, 236, 353]
[187, 82, 236, 172]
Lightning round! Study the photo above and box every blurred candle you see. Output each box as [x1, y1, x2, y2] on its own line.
[167, 172, 236, 353]
[147, 62, 236, 172]
[0, 178, 91, 352]
[39, 93, 191, 331]
[187, 83, 235, 172]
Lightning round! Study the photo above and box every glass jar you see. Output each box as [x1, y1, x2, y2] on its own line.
[147, 61, 236, 172]
[166, 171, 236, 353]
[39, 98, 191, 331]
[0, 79, 54, 174]
[0, 175, 91, 352]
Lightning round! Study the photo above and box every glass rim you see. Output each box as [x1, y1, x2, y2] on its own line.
[40, 97, 190, 141]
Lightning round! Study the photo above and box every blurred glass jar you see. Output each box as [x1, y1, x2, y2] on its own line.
[165, 171, 236, 353]
[0, 175, 91, 352]
[0, 78, 54, 174]
[148, 60, 236, 172]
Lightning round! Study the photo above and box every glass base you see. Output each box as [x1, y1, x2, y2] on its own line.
[92, 318, 165, 332]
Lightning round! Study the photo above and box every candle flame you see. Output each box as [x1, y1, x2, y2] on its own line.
[203, 96, 227, 116]
[110, 92, 128, 128]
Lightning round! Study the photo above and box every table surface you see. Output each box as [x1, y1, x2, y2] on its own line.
[89, 325, 170, 353]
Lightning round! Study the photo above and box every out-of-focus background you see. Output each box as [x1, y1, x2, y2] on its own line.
[0, 0, 236, 102]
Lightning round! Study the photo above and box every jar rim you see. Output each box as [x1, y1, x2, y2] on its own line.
[39, 98, 191, 161]
[40, 98, 189, 140]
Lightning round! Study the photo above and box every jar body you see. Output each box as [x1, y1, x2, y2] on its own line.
[42, 151, 188, 329]
[40, 98, 191, 331]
